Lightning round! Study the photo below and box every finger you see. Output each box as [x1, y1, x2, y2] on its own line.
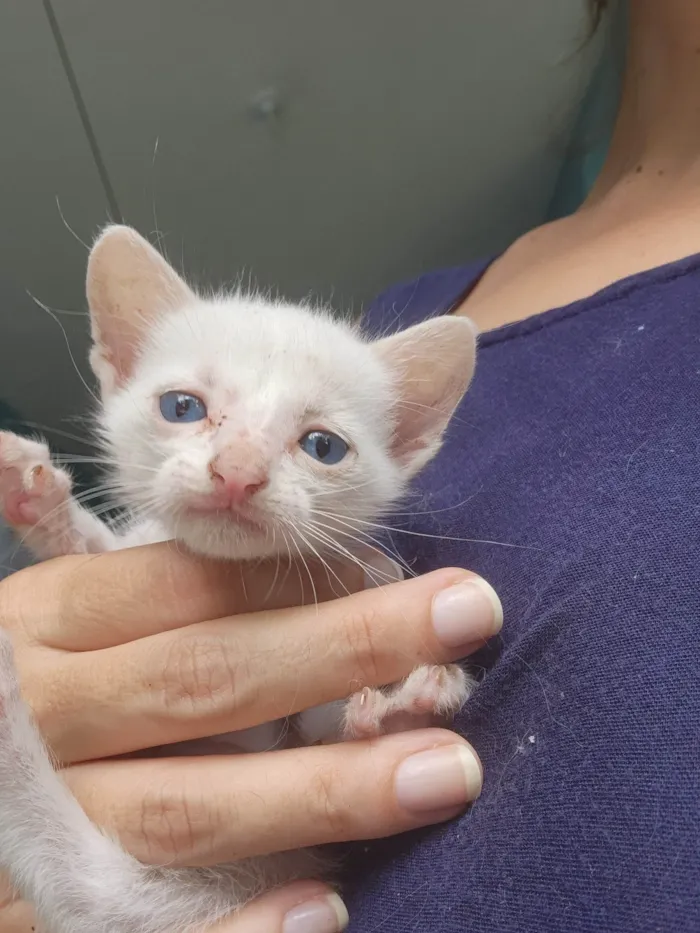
[0, 874, 35, 933]
[0, 900, 35, 933]
[13, 541, 392, 651]
[65, 729, 482, 866]
[210, 883, 348, 933]
[50, 569, 501, 760]
[0, 882, 350, 933]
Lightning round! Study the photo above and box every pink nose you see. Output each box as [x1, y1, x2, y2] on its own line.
[208, 456, 268, 506]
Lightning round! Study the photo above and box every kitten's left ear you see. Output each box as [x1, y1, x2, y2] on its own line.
[374, 316, 477, 477]
[86, 225, 195, 395]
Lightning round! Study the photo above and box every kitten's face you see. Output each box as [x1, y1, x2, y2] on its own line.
[102, 299, 404, 560]
[87, 225, 477, 563]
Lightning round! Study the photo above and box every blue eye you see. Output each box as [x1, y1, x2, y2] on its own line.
[299, 430, 349, 465]
[159, 391, 207, 423]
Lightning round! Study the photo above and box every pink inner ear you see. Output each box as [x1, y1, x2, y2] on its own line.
[89, 314, 145, 393]
[86, 225, 194, 394]
[374, 316, 477, 475]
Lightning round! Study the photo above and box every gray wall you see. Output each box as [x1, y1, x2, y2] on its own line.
[0, 1, 606, 450]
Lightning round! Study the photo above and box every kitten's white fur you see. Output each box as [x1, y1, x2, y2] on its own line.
[0, 226, 477, 932]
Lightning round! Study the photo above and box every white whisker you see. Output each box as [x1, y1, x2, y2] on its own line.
[299, 520, 398, 588]
[289, 535, 317, 610]
[311, 508, 542, 552]
[307, 510, 414, 578]
[291, 524, 352, 599]
[26, 293, 100, 407]
[55, 196, 90, 252]
[13, 421, 96, 449]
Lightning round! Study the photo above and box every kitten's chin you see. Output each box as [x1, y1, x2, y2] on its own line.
[167, 513, 280, 561]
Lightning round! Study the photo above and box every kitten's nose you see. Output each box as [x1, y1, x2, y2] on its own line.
[208, 454, 268, 506]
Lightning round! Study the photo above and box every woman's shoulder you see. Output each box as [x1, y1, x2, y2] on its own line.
[361, 259, 493, 337]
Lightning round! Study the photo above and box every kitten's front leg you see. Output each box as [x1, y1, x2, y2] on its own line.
[296, 664, 475, 745]
[343, 664, 475, 739]
[0, 432, 117, 560]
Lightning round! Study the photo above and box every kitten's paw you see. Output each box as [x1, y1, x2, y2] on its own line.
[343, 686, 395, 740]
[0, 433, 71, 528]
[343, 664, 475, 739]
[399, 663, 474, 718]
[386, 663, 475, 728]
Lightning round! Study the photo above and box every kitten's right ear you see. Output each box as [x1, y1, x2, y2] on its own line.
[86, 225, 195, 395]
[374, 315, 477, 478]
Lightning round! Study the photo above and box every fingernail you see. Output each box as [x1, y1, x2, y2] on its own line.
[283, 893, 349, 932]
[395, 744, 482, 813]
[363, 552, 404, 588]
[431, 577, 502, 646]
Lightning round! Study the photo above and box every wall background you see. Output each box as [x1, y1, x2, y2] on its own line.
[0, 1, 615, 451]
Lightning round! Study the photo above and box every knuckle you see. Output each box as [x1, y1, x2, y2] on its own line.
[136, 774, 218, 864]
[158, 633, 252, 718]
[0, 553, 102, 649]
[308, 765, 355, 838]
[30, 658, 89, 757]
[339, 601, 383, 686]
[0, 562, 53, 637]
[56, 554, 115, 632]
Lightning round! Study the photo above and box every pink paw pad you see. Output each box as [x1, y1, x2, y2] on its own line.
[401, 664, 472, 717]
[0, 433, 70, 528]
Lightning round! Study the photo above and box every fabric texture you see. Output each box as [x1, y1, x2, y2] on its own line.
[344, 254, 700, 932]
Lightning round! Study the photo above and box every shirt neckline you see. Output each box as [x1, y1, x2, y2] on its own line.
[444, 248, 700, 348]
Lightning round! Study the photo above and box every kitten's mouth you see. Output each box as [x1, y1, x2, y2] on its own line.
[184, 499, 267, 532]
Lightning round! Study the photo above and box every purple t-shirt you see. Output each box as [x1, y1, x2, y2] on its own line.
[346, 255, 700, 932]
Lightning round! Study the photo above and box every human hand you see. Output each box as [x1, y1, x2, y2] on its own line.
[203, 884, 349, 933]
[0, 542, 501, 927]
[0, 875, 349, 933]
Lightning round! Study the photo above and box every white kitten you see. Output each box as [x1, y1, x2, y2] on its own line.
[0, 226, 477, 933]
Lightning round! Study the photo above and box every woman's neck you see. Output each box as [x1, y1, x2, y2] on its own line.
[458, 0, 700, 330]
[588, 0, 700, 206]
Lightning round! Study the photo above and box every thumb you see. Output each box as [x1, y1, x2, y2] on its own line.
[210, 883, 349, 933]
